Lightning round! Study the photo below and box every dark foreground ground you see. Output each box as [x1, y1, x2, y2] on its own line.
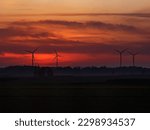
[0, 76, 150, 113]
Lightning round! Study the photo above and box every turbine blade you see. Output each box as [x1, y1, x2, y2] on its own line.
[134, 52, 140, 55]
[53, 56, 57, 60]
[24, 50, 32, 53]
[114, 49, 121, 53]
[127, 51, 132, 55]
[121, 48, 128, 53]
[33, 48, 39, 53]
[128, 50, 140, 56]
[55, 50, 58, 55]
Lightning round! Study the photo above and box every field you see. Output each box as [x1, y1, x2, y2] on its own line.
[0, 76, 150, 113]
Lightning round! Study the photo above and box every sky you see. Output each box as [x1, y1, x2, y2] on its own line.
[0, 0, 150, 14]
[0, 0, 150, 67]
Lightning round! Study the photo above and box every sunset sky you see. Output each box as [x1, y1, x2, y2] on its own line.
[0, 0, 150, 67]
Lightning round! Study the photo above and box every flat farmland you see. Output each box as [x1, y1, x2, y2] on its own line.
[0, 76, 150, 112]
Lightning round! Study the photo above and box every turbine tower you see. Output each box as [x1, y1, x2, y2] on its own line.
[114, 49, 127, 67]
[128, 51, 139, 66]
[25, 48, 38, 66]
[54, 50, 61, 67]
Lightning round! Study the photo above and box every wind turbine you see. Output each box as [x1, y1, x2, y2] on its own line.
[114, 49, 128, 67]
[54, 50, 61, 67]
[127, 51, 139, 66]
[24, 48, 39, 67]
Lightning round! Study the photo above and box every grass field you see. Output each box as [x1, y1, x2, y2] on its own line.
[0, 76, 150, 112]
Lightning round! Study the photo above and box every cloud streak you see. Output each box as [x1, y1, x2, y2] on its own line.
[12, 20, 143, 33]
[0, 19, 149, 54]
[0, 27, 55, 39]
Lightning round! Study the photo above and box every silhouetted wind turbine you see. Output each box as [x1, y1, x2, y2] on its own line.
[54, 50, 61, 67]
[114, 49, 128, 67]
[127, 51, 139, 66]
[24, 48, 39, 67]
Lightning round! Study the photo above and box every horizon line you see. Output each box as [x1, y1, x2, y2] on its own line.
[0, 65, 148, 68]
